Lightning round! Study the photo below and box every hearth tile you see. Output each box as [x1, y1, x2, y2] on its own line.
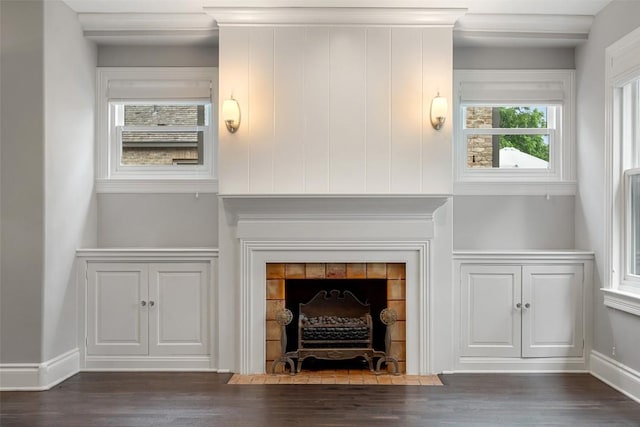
[306, 376, 323, 384]
[364, 376, 379, 384]
[386, 263, 406, 279]
[321, 376, 337, 384]
[265, 300, 285, 320]
[278, 376, 295, 384]
[266, 320, 281, 340]
[346, 263, 366, 279]
[250, 375, 268, 384]
[266, 263, 285, 279]
[326, 263, 346, 278]
[266, 340, 282, 360]
[376, 376, 392, 384]
[264, 376, 281, 384]
[387, 279, 406, 300]
[388, 301, 406, 320]
[391, 376, 406, 385]
[419, 376, 442, 386]
[305, 263, 326, 279]
[348, 376, 364, 384]
[266, 279, 285, 299]
[366, 263, 387, 278]
[285, 263, 305, 278]
[390, 321, 406, 341]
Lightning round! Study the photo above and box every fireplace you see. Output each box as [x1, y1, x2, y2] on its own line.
[266, 263, 406, 373]
[220, 194, 449, 375]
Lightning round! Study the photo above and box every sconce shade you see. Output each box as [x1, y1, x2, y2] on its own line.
[222, 98, 241, 133]
[430, 94, 447, 130]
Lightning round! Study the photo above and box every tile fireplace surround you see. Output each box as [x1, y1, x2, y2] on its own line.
[221, 195, 450, 375]
[266, 262, 407, 373]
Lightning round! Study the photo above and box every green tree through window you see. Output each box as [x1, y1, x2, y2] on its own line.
[498, 107, 549, 161]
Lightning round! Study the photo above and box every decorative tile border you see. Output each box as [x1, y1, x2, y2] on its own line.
[266, 263, 406, 373]
[228, 372, 442, 386]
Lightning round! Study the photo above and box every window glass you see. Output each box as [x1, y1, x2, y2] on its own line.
[112, 103, 210, 167]
[629, 173, 640, 276]
[463, 106, 553, 169]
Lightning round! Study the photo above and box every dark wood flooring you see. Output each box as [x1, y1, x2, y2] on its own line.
[1, 372, 639, 426]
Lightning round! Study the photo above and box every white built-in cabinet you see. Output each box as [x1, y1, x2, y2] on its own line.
[454, 251, 593, 372]
[77, 249, 218, 371]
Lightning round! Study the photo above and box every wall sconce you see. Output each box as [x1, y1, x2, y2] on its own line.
[222, 97, 241, 133]
[430, 93, 447, 130]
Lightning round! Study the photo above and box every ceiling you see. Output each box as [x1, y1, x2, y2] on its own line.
[63, 0, 615, 47]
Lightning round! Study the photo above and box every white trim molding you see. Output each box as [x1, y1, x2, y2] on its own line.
[604, 25, 640, 315]
[222, 194, 449, 375]
[95, 178, 219, 194]
[0, 348, 80, 391]
[205, 7, 467, 27]
[591, 350, 640, 404]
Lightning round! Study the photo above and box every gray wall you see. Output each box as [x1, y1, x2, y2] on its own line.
[42, 0, 97, 361]
[575, 0, 640, 372]
[98, 194, 218, 248]
[452, 45, 577, 251]
[98, 45, 218, 67]
[454, 196, 575, 249]
[453, 47, 575, 70]
[96, 45, 219, 249]
[0, 0, 45, 364]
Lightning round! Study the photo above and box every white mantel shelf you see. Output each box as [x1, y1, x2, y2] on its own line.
[220, 194, 451, 224]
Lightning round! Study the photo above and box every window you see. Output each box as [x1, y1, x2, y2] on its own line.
[454, 70, 575, 195]
[96, 68, 218, 193]
[604, 26, 640, 313]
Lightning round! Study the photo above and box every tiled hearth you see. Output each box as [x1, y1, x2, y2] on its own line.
[266, 262, 406, 373]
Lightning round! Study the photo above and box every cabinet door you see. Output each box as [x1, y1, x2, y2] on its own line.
[148, 263, 209, 356]
[87, 263, 149, 355]
[460, 265, 522, 357]
[522, 265, 583, 358]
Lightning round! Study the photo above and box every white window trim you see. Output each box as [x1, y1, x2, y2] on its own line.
[95, 67, 219, 193]
[603, 26, 640, 316]
[453, 70, 576, 196]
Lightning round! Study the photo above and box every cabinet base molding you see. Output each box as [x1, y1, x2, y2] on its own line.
[83, 355, 213, 371]
[454, 356, 588, 373]
[590, 351, 640, 404]
[0, 348, 80, 391]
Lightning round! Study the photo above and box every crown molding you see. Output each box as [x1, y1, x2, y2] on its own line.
[204, 7, 467, 26]
[454, 14, 594, 47]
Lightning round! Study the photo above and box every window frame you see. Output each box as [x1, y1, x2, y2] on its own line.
[96, 67, 218, 193]
[603, 26, 640, 315]
[453, 70, 575, 196]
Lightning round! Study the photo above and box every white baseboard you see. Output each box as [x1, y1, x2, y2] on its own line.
[83, 355, 212, 371]
[0, 348, 80, 391]
[454, 356, 588, 373]
[590, 350, 640, 404]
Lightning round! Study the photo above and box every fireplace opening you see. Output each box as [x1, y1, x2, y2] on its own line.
[284, 279, 387, 355]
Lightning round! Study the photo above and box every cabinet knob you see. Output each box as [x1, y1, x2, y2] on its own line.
[524, 303, 531, 309]
[140, 301, 147, 307]
[149, 301, 155, 307]
[516, 303, 522, 309]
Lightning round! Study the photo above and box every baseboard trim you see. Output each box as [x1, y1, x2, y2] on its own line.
[454, 356, 588, 373]
[590, 350, 640, 404]
[0, 348, 80, 391]
[83, 355, 212, 371]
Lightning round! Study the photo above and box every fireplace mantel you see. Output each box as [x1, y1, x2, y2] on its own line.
[220, 194, 451, 223]
[219, 194, 450, 375]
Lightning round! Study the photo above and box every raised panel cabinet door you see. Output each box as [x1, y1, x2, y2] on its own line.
[460, 265, 522, 357]
[522, 265, 584, 358]
[148, 263, 209, 356]
[86, 263, 149, 355]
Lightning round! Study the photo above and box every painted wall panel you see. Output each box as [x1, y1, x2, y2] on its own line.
[422, 28, 453, 194]
[303, 27, 330, 193]
[219, 27, 250, 193]
[390, 28, 423, 193]
[248, 27, 275, 193]
[273, 27, 306, 193]
[329, 28, 367, 193]
[365, 28, 391, 193]
[218, 25, 453, 195]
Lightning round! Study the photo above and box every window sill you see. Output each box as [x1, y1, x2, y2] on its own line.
[453, 181, 577, 196]
[95, 178, 218, 194]
[602, 288, 640, 317]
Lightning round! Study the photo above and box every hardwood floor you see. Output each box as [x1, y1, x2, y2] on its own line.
[1, 373, 639, 426]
